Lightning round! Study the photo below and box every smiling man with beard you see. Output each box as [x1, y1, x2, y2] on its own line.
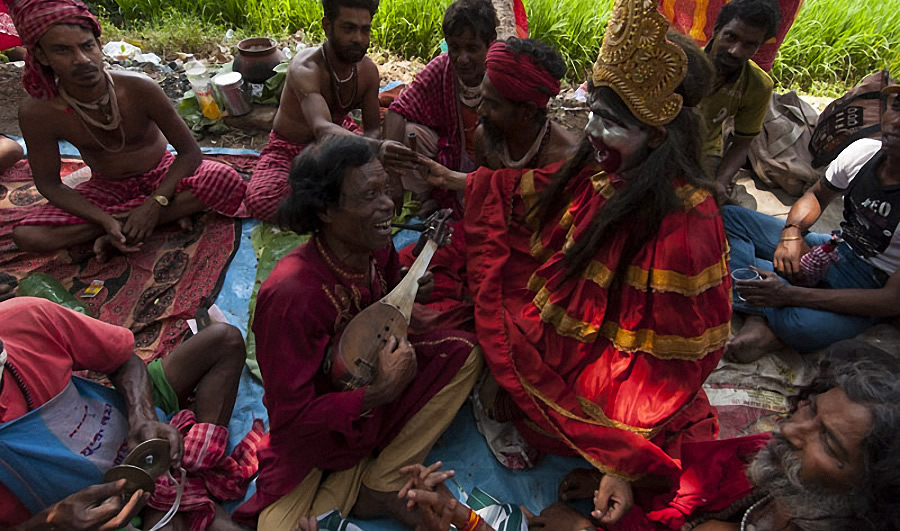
[235, 135, 482, 529]
[9, 0, 246, 259]
[244, 0, 401, 222]
[700, 0, 780, 200]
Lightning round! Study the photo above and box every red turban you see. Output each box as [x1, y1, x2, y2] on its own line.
[484, 41, 561, 110]
[7, 0, 101, 99]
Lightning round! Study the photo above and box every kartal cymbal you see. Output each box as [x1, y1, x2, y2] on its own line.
[103, 464, 156, 496]
[124, 438, 171, 478]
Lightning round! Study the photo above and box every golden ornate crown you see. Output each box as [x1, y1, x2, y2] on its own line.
[592, 0, 687, 126]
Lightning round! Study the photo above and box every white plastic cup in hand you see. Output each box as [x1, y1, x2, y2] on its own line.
[731, 268, 761, 302]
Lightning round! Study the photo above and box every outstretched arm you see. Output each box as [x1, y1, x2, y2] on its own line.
[107, 354, 183, 466]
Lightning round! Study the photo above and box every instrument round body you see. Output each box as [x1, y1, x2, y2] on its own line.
[330, 302, 408, 391]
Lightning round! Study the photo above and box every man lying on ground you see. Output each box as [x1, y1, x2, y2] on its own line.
[383, 0, 498, 200]
[234, 135, 482, 529]
[0, 297, 251, 530]
[9, 0, 245, 259]
[401, 340, 900, 530]
[244, 0, 397, 222]
[700, 0, 779, 199]
[723, 81, 900, 361]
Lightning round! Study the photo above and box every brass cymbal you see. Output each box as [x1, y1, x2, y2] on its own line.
[103, 464, 156, 496]
[124, 438, 171, 478]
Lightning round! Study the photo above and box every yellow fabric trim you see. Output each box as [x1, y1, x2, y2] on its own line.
[690, 0, 710, 42]
[518, 377, 661, 438]
[590, 171, 616, 198]
[520, 168, 538, 208]
[513, 365, 642, 481]
[624, 253, 729, 296]
[527, 273, 547, 294]
[533, 290, 600, 343]
[583, 260, 616, 289]
[577, 397, 661, 438]
[675, 184, 710, 210]
[600, 321, 730, 360]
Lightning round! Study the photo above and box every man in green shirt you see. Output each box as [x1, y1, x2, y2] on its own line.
[701, 0, 780, 199]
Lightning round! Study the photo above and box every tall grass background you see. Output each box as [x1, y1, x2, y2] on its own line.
[93, 0, 898, 94]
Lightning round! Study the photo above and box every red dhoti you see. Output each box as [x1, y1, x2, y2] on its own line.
[16, 151, 246, 226]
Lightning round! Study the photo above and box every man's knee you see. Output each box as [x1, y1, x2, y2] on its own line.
[206, 322, 247, 368]
[12, 225, 58, 252]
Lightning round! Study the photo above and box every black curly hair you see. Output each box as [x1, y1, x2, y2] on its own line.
[322, 0, 379, 20]
[713, 0, 782, 42]
[442, 0, 498, 45]
[502, 37, 567, 84]
[276, 135, 376, 234]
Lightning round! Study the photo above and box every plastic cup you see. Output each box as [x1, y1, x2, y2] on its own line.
[731, 268, 761, 302]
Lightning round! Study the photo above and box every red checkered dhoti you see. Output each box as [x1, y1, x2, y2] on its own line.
[243, 131, 310, 223]
[16, 151, 246, 226]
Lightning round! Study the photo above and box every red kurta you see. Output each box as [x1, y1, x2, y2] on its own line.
[234, 237, 474, 524]
[465, 164, 731, 483]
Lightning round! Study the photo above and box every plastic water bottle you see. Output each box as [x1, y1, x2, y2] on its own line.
[184, 56, 222, 120]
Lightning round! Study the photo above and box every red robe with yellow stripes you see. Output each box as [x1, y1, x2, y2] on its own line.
[465, 163, 731, 483]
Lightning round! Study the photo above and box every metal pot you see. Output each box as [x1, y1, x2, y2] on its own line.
[233, 37, 287, 84]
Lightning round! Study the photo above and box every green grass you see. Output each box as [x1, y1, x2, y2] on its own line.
[92, 0, 898, 94]
[771, 0, 900, 93]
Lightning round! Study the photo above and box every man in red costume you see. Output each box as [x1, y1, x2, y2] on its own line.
[234, 135, 482, 529]
[431, 0, 732, 525]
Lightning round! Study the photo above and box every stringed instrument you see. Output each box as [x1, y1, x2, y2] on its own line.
[326, 209, 453, 391]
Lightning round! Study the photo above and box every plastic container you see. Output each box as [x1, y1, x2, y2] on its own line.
[184, 56, 222, 120]
[17, 273, 93, 315]
[213, 71, 252, 116]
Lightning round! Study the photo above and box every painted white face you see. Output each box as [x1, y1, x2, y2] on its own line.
[0, 344, 6, 388]
[585, 94, 650, 174]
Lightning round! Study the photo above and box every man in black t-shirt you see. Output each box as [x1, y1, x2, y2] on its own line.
[720, 81, 900, 361]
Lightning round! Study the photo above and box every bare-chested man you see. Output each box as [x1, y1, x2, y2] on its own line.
[9, 0, 246, 259]
[244, 0, 399, 222]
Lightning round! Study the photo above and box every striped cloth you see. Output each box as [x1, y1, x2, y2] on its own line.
[6, 0, 101, 99]
[16, 151, 247, 226]
[148, 410, 266, 531]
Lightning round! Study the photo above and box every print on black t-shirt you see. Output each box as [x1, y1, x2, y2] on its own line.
[840, 150, 900, 258]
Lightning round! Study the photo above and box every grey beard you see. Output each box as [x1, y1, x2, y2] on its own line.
[747, 434, 868, 530]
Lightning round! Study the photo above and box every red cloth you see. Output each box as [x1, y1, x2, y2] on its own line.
[245, 119, 359, 222]
[6, 0, 101, 99]
[485, 41, 560, 109]
[15, 151, 246, 226]
[0, 2, 21, 50]
[388, 54, 468, 171]
[0, 297, 134, 527]
[658, 0, 805, 72]
[148, 410, 265, 531]
[465, 165, 731, 483]
[234, 236, 475, 525]
[513, 0, 528, 38]
[613, 433, 770, 530]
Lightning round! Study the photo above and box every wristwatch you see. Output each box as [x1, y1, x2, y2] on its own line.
[151, 194, 170, 207]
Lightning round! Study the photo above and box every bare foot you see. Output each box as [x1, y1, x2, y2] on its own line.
[724, 316, 787, 363]
[352, 485, 420, 528]
[92, 234, 119, 264]
[177, 216, 194, 233]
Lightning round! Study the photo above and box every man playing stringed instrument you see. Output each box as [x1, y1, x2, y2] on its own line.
[244, 0, 408, 222]
[9, 0, 246, 259]
[234, 135, 482, 529]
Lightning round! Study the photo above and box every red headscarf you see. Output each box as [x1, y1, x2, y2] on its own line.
[484, 40, 561, 110]
[6, 0, 101, 99]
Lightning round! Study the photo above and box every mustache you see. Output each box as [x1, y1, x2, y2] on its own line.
[73, 66, 99, 75]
